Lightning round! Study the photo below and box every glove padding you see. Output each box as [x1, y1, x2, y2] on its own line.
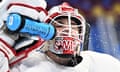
[2, 0, 47, 22]
[0, 51, 10, 72]
[0, 0, 48, 67]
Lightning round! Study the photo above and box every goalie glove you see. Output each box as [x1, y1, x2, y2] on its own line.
[0, 0, 49, 67]
[0, 51, 10, 72]
[0, 27, 16, 71]
[3, 0, 56, 40]
[0, 30, 45, 67]
[3, 0, 47, 22]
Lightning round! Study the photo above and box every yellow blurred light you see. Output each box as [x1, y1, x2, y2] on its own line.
[92, 5, 104, 16]
[113, 3, 120, 14]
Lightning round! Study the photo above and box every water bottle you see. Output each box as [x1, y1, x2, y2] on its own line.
[6, 13, 56, 40]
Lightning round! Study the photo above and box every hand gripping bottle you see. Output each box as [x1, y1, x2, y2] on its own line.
[6, 13, 56, 40]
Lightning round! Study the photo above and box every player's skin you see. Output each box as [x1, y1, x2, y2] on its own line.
[45, 17, 81, 65]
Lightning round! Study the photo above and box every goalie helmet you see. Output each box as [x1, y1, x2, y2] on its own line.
[44, 2, 90, 56]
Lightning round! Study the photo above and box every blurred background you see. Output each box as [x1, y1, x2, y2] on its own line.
[46, 0, 120, 60]
[0, 0, 120, 60]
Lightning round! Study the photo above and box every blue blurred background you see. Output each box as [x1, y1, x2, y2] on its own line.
[46, 0, 120, 60]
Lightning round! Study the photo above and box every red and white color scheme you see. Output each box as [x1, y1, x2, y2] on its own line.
[1, 0, 48, 22]
[0, 0, 47, 72]
[44, 2, 86, 55]
[0, 1, 120, 72]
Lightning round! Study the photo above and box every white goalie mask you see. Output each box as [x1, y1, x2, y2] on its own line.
[45, 2, 86, 56]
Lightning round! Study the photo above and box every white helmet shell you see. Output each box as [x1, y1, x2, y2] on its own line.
[44, 2, 85, 24]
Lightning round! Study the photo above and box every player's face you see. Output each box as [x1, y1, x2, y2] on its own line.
[53, 18, 78, 30]
[49, 17, 81, 55]
[52, 17, 80, 38]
